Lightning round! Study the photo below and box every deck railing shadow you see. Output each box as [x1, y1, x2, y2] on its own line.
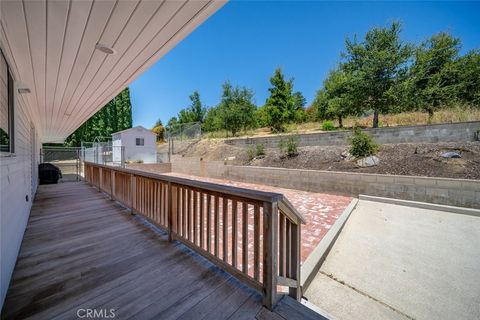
[84, 161, 305, 310]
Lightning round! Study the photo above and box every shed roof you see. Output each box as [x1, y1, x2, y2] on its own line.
[112, 126, 156, 136]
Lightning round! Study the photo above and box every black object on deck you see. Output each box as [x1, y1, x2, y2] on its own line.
[39, 163, 62, 184]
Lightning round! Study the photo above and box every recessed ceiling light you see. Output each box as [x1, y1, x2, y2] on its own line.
[17, 82, 30, 94]
[95, 43, 117, 55]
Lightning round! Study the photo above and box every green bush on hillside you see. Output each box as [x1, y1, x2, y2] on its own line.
[321, 121, 335, 131]
[279, 136, 298, 157]
[256, 144, 265, 157]
[348, 127, 379, 158]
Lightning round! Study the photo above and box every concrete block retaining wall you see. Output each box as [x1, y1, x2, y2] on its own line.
[222, 166, 480, 209]
[126, 163, 172, 173]
[168, 157, 480, 209]
[224, 121, 480, 148]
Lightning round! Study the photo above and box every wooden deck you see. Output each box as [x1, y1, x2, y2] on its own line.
[2, 182, 326, 320]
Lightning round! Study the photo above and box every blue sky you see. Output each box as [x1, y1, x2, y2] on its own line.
[129, 1, 480, 128]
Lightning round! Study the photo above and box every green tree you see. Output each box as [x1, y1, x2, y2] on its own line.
[64, 88, 132, 146]
[167, 117, 178, 129]
[314, 68, 358, 128]
[342, 22, 413, 128]
[254, 105, 270, 128]
[455, 49, 480, 107]
[202, 106, 221, 132]
[152, 118, 165, 142]
[264, 68, 299, 132]
[292, 91, 308, 123]
[178, 91, 206, 124]
[217, 82, 257, 136]
[410, 32, 461, 120]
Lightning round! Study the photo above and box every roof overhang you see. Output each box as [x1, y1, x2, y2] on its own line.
[0, 0, 226, 143]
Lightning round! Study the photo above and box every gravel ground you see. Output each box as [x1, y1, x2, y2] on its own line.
[173, 139, 480, 180]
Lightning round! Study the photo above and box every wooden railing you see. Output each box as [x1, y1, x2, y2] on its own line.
[84, 162, 305, 309]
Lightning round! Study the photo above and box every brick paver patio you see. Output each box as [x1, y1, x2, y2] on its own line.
[165, 173, 352, 263]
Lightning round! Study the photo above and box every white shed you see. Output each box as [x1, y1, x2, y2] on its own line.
[112, 126, 156, 164]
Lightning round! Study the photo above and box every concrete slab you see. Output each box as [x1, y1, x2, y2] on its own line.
[305, 200, 480, 320]
[305, 273, 409, 320]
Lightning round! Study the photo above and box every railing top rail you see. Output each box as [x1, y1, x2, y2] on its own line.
[279, 198, 306, 224]
[85, 161, 288, 204]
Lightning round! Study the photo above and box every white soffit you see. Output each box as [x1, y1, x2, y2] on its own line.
[0, 0, 226, 142]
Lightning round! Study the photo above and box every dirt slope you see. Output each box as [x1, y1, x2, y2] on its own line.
[168, 138, 480, 180]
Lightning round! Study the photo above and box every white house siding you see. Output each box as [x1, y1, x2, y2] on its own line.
[0, 79, 40, 307]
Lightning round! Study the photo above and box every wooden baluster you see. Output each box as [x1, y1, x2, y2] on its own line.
[154, 181, 158, 223]
[193, 191, 198, 245]
[177, 186, 181, 234]
[242, 202, 248, 274]
[147, 179, 151, 218]
[187, 189, 192, 241]
[158, 182, 162, 225]
[207, 194, 212, 253]
[162, 183, 166, 227]
[141, 178, 145, 215]
[182, 188, 187, 238]
[223, 197, 228, 262]
[160, 183, 167, 226]
[286, 219, 291, 278]
[152, 180, 155, 221]
[167, 182, 173, 241]
[139, 178, 143, 214]
[214, 196, 220, 257]
[200, 193, 204, 249]
[144, 178, 148, 215]
[153, 180, 156, 220]
[130, 174, 136, 214]
[253, 205, 260, 282]
[263, 201, 278, 310]
[289, 220, 301, 300]
[110, 170, 115, 201]
[279, 214, 286, 277]
[232, 200, 238, 268]
[98, 167, 102, 192]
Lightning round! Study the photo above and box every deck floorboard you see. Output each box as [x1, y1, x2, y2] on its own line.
[2, 182, 326, 320]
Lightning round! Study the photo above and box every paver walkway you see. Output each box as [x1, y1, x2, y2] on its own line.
[165, 173, 352, 262]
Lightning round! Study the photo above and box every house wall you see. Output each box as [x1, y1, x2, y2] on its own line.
[224, 121, 480, 148]
[0, 78, 40, 307]
[121, 132, 156, 163]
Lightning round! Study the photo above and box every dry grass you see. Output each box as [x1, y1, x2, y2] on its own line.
[200, 107, 480, 139]
[342, 107, 480, 128]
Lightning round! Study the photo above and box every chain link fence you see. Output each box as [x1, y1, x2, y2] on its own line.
[40, 147, 81, 182]
[165, 122, 202, 157]
[81, 141, 125, 167]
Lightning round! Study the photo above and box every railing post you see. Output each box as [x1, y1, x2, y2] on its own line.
[130, 173, 136, 214]
[167, 182, 173, 242]
[289, 221, 302, 300]
[263, 201, 278, 310]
